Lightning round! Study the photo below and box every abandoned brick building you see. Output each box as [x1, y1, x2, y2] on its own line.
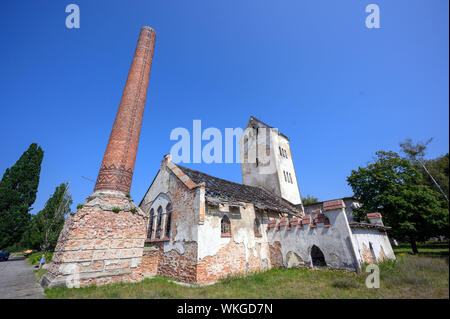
[41, 26, 395, 288]
[138, 116, 396, 284]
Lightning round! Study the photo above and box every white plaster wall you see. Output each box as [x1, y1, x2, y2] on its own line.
[197, 203, 270, 266]
[240, 126, 281, 197]
[352, 229, 396, 264]
[272, 131, 301, 205]
[267, 209, 360, 271]
[240, 122, 301, 205]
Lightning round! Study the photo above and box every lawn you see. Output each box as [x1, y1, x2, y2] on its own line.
[45, 242, 449, 299]
[393, 241, 449, 257]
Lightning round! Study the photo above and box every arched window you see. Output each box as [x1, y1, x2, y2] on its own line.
[156, 206, 163, 238]
[148, 208, 155, 239]
[254, 218, 261, 237]
[221, 215, 231, 237]
[165, 203, 172, 239]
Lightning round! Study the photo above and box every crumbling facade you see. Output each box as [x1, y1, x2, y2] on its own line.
[137, 117, 395, 284]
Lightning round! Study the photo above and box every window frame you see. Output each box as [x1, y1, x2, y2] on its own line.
[221, 215, 232, 238]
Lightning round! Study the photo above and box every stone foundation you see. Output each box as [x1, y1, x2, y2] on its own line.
[41, 191, 148, 288]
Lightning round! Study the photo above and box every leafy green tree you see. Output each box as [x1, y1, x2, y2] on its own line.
[302, 195, 319, 205]
[0, 143, 44, 250]
[22, 183, 72, 252]
[347, 151, 448, 254]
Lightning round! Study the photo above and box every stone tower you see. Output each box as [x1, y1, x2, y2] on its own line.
[41, 27, 156, 288]
[240, 116, 302, 206]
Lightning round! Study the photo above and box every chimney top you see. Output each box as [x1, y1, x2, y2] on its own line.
[141, 26, 156, 33]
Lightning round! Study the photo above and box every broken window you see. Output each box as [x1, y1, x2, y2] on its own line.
[221, 215, 231, 237]
[165, 203, 172, 239]
[254, 218, 262, 237]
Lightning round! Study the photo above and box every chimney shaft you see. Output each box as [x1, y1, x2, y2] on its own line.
[94, 26, 156, 194]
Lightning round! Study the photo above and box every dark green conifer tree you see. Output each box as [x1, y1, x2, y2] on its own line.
[0, 143, 44, 250]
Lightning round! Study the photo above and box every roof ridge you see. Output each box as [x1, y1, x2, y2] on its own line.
[176, 164, 254, 190]
[176, 164, 301, 213]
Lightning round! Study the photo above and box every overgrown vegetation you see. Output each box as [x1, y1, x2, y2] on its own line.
[301, 195, 319, 205]
[27, 251, 53, 266]
[34, 269, 48, 282]
[45, 251, 448, 299]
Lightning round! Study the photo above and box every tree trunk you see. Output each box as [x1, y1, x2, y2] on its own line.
[410, 240, 419, 254]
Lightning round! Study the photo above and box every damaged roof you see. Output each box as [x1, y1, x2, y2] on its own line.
[177, 165, 301, 216]
[349, 222, 391, 232]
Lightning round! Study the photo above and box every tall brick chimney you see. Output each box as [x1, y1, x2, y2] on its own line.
[94, 26, 156, 194]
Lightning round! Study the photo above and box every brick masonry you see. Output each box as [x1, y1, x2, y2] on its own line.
[41, 191, 148, 288]
[94, 26, 156, 194]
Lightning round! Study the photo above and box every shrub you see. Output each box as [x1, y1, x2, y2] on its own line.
[112, 207, 121, 213]
[125, 194, 131, 198]
[28, 251, 53, 266]
[130, 207, 137, 213]
[77, 204, 83, 210]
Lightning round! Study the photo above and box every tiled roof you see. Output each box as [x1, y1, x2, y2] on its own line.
[177, 165, 301, 215]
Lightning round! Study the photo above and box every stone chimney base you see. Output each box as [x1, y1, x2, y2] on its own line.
[41, 191, 148, 288]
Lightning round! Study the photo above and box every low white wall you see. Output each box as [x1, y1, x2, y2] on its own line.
[267, 208, 360, 271]
[352, 229, 396, 264]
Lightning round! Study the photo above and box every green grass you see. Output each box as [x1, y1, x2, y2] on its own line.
[44, 253, 449, 299]
[393, 241, 449, 257]
[34, 269, 48, 283]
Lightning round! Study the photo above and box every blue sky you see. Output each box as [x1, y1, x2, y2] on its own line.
[0, 0, 448, 214]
